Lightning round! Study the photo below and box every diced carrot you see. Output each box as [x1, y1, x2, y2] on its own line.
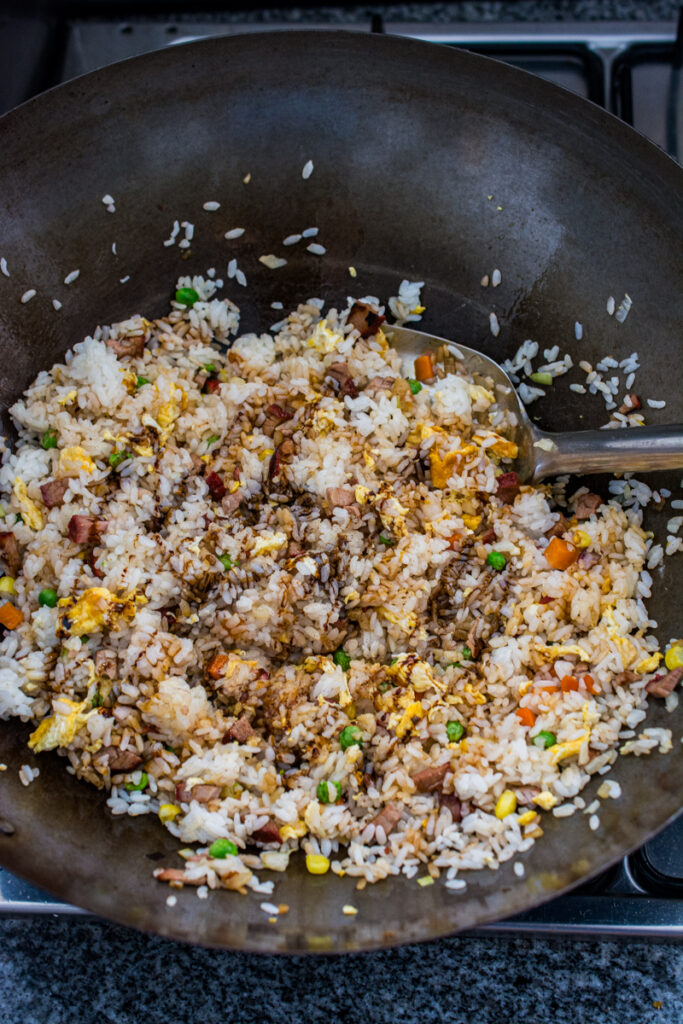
[206, 652, 230, 679]
[0, 602, 23, 630]
[414, 353, 435, 383]
[537, 684, 559, 693]
[560, 675, 579, 692]
[446, 532, 463, 550]
[582, 674, 599, 694]
[544, 536, 579, 571]
[515, 707, 537, 727]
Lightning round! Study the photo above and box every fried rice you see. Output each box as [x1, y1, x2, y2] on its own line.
[0, 277, 675, 896]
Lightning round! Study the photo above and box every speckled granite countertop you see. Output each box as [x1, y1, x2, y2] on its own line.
[1, 2, 681, 1022]
[160, 1, 682, 23]
[0, 917, 680, 1024]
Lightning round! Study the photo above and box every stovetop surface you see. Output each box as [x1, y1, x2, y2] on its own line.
[0, 8, 680, 937]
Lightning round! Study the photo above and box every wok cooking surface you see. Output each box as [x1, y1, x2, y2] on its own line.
[0, 27, 680, 951]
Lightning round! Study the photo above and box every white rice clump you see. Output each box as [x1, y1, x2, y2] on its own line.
[0, 279, 676, 899]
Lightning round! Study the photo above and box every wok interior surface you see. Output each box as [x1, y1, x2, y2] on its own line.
[0, 31, 680, 952]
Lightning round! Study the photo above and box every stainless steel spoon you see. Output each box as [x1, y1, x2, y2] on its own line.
[387, 325, 683, 483]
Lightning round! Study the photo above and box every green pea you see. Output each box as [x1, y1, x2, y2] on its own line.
[175, 287, 199, 308]
[108, 450, 130, 469]
[333, 648, 351, 671]
[41, 429, 58, 450]
[209, 838, 238, 859]
[218, 553, 234, 571]
[316, 780, 342, 804]
[339, 725, 363, 750]
[446, 720, 465, 743]
[204, 363, 217, 373]
[486, 550, 507, 571]
[38, 587, 58, 608]
[124, 771, 148, 792]
[533, 730, 557, 749]
[406, 378, 423, 395]
[136, 375, 150, 388]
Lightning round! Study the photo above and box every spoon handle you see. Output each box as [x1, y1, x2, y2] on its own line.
[531, 424, 683, 482]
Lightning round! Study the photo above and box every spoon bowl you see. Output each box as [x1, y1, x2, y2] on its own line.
[387, 325, 683, 483]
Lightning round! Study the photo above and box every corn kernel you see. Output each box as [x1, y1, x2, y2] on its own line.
[517, 810, 537, 826]
[305, 854, 330, 875]
[158, 803, 181, 823]
[664, 643, 683, 671]
[258, 449, 274, 461]
[494, 790, 517, 819]
[0, 577, 16, 595]
[572, 529, 591, 549]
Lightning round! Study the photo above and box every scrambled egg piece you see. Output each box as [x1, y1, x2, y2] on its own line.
[59, 587, 141, 636]
[28, 699, 97, 753]
[533, 791, 558, 811]
[58, 446, 96, 477]
[601, 608, 638, 667]
[313, 402, 342, 435]
[429, 449, 463, 489]
[307, 319, 343, 354]
[58, 389, 78, 407]
[406, 422, 445, 446]
[251, 531, 287, 557]
[13, 479, 43, 530]
[381, 608, 417, 633]
[429, 445, 478, 488]
[155, 384, 187, 441]
[636, 652, 662, 673]
[363, 447, 376, 469]
[533, 642, 591, 663]
[132, 441, 154, 457]
[462, 514, 482, 531]
[392, 700, 424, 739]
[582, 701, 600, 729]
[387, 654, 444, 692]
[468, 384, 495, 409]
[473, 432, 519, 460]
[376, 492, 409, 537]
[464, 683, 486, 705]
[550, 733, 588, 765]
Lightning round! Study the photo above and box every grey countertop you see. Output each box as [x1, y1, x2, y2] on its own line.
[0, 917, 680, 1024]
[167, 1, 682, 23]
[2, 2, 682, 1022]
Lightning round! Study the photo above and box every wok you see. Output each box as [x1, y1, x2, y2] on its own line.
[0, 30, 680, 953]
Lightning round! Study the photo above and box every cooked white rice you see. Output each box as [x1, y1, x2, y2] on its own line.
[0, 280, 675, 897]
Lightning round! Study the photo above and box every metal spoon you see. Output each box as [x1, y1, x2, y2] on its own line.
[387, 325, 683, 483]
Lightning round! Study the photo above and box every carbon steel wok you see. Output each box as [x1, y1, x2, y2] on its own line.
[0, 31, 680, 953]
